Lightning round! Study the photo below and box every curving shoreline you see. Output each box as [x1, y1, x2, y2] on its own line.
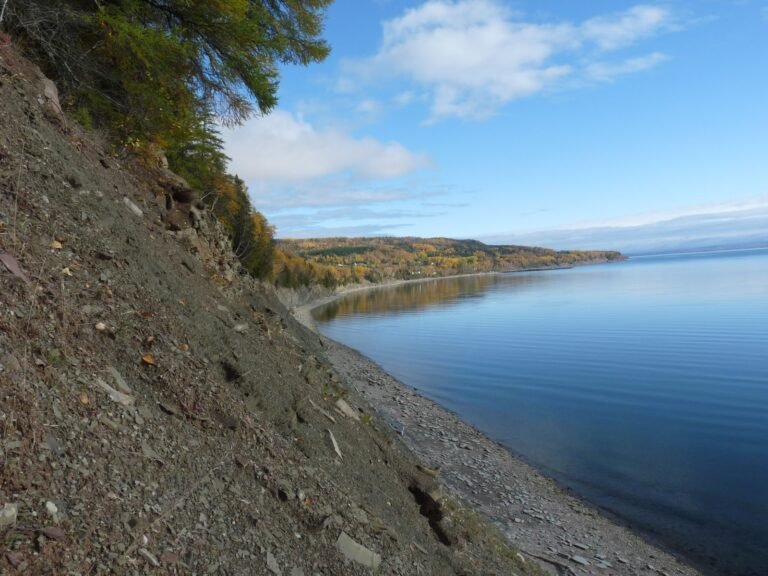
[294, 288, 705, 576]
[290, 271, 500, 329]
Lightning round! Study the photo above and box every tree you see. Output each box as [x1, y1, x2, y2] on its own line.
[3, 0, 332, 142]
[3, 0, 333, 285]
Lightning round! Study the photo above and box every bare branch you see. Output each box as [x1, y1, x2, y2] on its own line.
[0, 0, 9, 26]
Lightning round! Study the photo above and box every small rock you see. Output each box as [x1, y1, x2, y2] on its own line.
[0, 503, 18, 531]
[160, 552, 179, 565]
[1, 354, 21, 374]
[233, 323, 249, 333]
[572, 555, 590, 566]
[66, 173, 83, 189]
[45, 501, 59, 523]
[5, 552, 23, 567]
[81, 304, 104, 316]
[159, 402, 180, 416]
[327, 429, 342, 459]
[109, 366, 132, 395]
[123, 197, 143, 217]
[350, 506, 368, 525]
[4, 440, 22, 451]
[335, 398, 360, 421]
[43, 433, 65, 457]
[139, 548, 161, 567]
[276, 479, 295, 502]
[141, 442, 164, 464]
[41, 526, 66, 541]
[336, 531, 381, 570]
[266, 551, 282, 575]
[322, 514, 343, 531]
[95, 377, 134, 406]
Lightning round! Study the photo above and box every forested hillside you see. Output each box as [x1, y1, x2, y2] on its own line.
[277, 237, 625, 287]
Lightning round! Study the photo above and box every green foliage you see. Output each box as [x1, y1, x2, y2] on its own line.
[4, 0, 332, 143]
[3, 0, 332, 283]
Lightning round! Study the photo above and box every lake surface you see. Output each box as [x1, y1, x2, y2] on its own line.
[314, 248, 768, 576]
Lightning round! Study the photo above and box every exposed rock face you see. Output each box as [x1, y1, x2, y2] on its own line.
[38, 77, 63, 118]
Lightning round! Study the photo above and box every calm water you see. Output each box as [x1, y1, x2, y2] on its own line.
[314, 249, 768, 576]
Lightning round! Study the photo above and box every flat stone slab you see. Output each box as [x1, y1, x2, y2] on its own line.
[336, 531, 381, 570]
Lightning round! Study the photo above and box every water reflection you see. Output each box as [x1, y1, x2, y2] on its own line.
[313, 272, 559, 321]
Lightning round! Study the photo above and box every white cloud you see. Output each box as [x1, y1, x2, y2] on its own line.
[357, 98, 382, 115]
[582, 5, 672, 50]
[350, 1, 674, 120]
[394, 91, 416, 105]
[223, 110, 431, 183]
[586, 52, 669, 82]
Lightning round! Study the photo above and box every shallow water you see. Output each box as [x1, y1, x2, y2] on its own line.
[314, 248, 768, 575]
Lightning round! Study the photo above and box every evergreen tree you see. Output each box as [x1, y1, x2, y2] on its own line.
[3, 0, 332, 141]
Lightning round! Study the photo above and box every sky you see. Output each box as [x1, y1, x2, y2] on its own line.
[223, 0, 768, 253]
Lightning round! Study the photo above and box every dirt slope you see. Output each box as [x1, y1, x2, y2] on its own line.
[0, 44, 541, 575]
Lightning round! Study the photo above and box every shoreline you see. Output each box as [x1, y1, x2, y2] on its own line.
[291, 270, 500, 329]
[295, 285, 704, 576]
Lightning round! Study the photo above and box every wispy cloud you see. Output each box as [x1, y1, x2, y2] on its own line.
[559, 197, 768, 230]
[271, 206, 439, 229]
[345, 1, 676, 120]
[581, 5, 673, 50]
[586, 52, 669, 82]
[243, 180, 438, 211]
[269, 205, 442, 237]
[394, 91, 416, 105]
[356, 98, 383, 116]
[484, 198, 768, 254]
[278, 223, 410, 239]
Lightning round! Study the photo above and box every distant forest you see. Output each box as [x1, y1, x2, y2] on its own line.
[275, 237, 624, 288]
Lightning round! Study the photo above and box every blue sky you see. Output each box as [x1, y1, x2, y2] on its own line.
[223, 1, 768, 252]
